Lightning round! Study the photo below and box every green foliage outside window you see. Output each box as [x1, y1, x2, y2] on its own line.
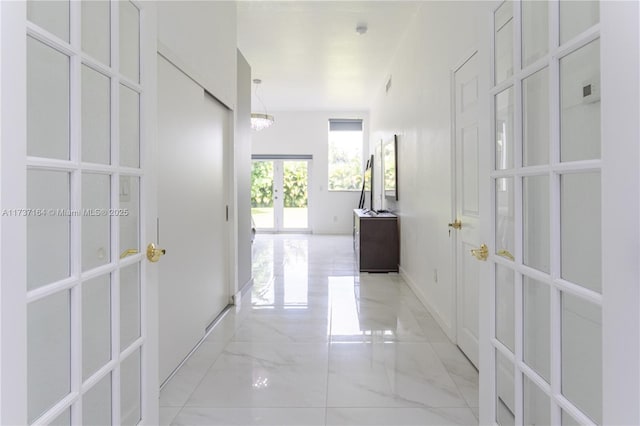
[328, 131, 363, 191]
[251, 161, 274, 208]
[283, 162, 308, 208]
[251, 160, 308, 208]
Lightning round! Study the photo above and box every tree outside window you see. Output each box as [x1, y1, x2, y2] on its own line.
[328, 119, 363, 191]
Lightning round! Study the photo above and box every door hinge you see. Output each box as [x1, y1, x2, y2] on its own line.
[226, 205, 229, 222]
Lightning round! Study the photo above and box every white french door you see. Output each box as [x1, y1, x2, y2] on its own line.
[251, 157, 311, 232]
[480, 1, 602, 425]
[1, 1, 158, 425]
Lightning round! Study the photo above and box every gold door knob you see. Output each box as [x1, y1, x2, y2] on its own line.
[497, 249, 515, 261]
[470, 244, 489, 261]
[147, 243, 166, 263]
[448, 219, 463, 230]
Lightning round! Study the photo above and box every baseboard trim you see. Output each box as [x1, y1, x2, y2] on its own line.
[233, 277, 253, 303]
[159, 303, 233, 390]
[399, 265, 455, 341]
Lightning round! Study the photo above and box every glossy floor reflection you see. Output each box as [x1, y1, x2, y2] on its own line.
[160, 234, 479, 426]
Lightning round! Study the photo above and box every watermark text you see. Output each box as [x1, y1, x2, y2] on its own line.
[1, 208, 129, 217]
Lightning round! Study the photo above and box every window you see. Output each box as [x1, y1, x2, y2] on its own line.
[328, 119, 363, 191]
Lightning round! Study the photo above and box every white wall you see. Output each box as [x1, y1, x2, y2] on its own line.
[368, 1, 489, 337]
[157, 1, 237, 108]
[236, 50, 252, 291]
[251, 111, 369, 234]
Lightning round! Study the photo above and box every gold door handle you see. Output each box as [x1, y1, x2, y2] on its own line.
[147, 243, 166, 263]
[497, 249, 515, 261]
[470, 244, 489, 261]
[120, 249, 139, 259]
[448, 219, 462, 230]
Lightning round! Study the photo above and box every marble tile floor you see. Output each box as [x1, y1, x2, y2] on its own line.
[160, 234, 479, 426]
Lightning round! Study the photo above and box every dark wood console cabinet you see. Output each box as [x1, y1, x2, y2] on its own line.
[353, 209, 399, 272]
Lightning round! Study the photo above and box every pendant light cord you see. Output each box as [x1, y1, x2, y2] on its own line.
[253, 81, 270, 117]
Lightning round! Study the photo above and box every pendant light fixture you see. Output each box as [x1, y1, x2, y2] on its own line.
[251, 78, 275, 131]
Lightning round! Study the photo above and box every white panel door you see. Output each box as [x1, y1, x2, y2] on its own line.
[453, 51, 480, 368]
[0, 1, 159, 425]
[157, 55, 230, 383]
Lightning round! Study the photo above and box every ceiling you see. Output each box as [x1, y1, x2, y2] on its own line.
[237, 1, 421, 112]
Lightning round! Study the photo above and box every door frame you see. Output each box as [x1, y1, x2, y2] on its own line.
[141, 3, 160, 424]
[599, 2, 640, 424]
[1, 2, 29, 423]
[251, 155, 312, 233]
[0, 1, 159, 424]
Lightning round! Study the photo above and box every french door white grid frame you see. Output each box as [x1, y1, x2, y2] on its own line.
[488, 1, 601, 425]
[1, 1, 157, 425]
[252, 155, 312, 233]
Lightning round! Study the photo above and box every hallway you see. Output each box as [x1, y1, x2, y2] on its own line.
[159, 234, 479, 425]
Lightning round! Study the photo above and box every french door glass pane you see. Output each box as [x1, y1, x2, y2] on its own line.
[560, 39, 601, 162]
[119, 1, 140, 83]
[523, 277, 550, 382]
[50, 408, 71, 426]
[82, 173, 111, 271]
[495, 87, 514, 170]
[283, 161, 308, 229]
[562, 410, 582, 426]
[522, 68, 549, 167]
[523, 175, 549, 273]
[82, 0, 111, 65]
[496, 265, 515, 352]
[523, 375, 550, 426]
[82, 274, 111, 380]
[120, 84, 140, 168]
[496, 350, 515, 426]
[521, 0, 548, 67]
[560, 0, 599, 45]
[27, 170, 70, 290]
[28, 291, 71, 424]
[27, 36, 70, 160]
[560, 172, 601, 293]
[251, 161, 275, 229]
[561, 292, 602, 424]
[83, 373, 112, 426]
[496, 177, 514, 258]
[27, 0, 69, 42]
[82, 65, 111, 164]
[494, 1, 514, 85]
[120, 176, 140, 255]
[120, 263, 141, 349]
[121, 348, 141, 426]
